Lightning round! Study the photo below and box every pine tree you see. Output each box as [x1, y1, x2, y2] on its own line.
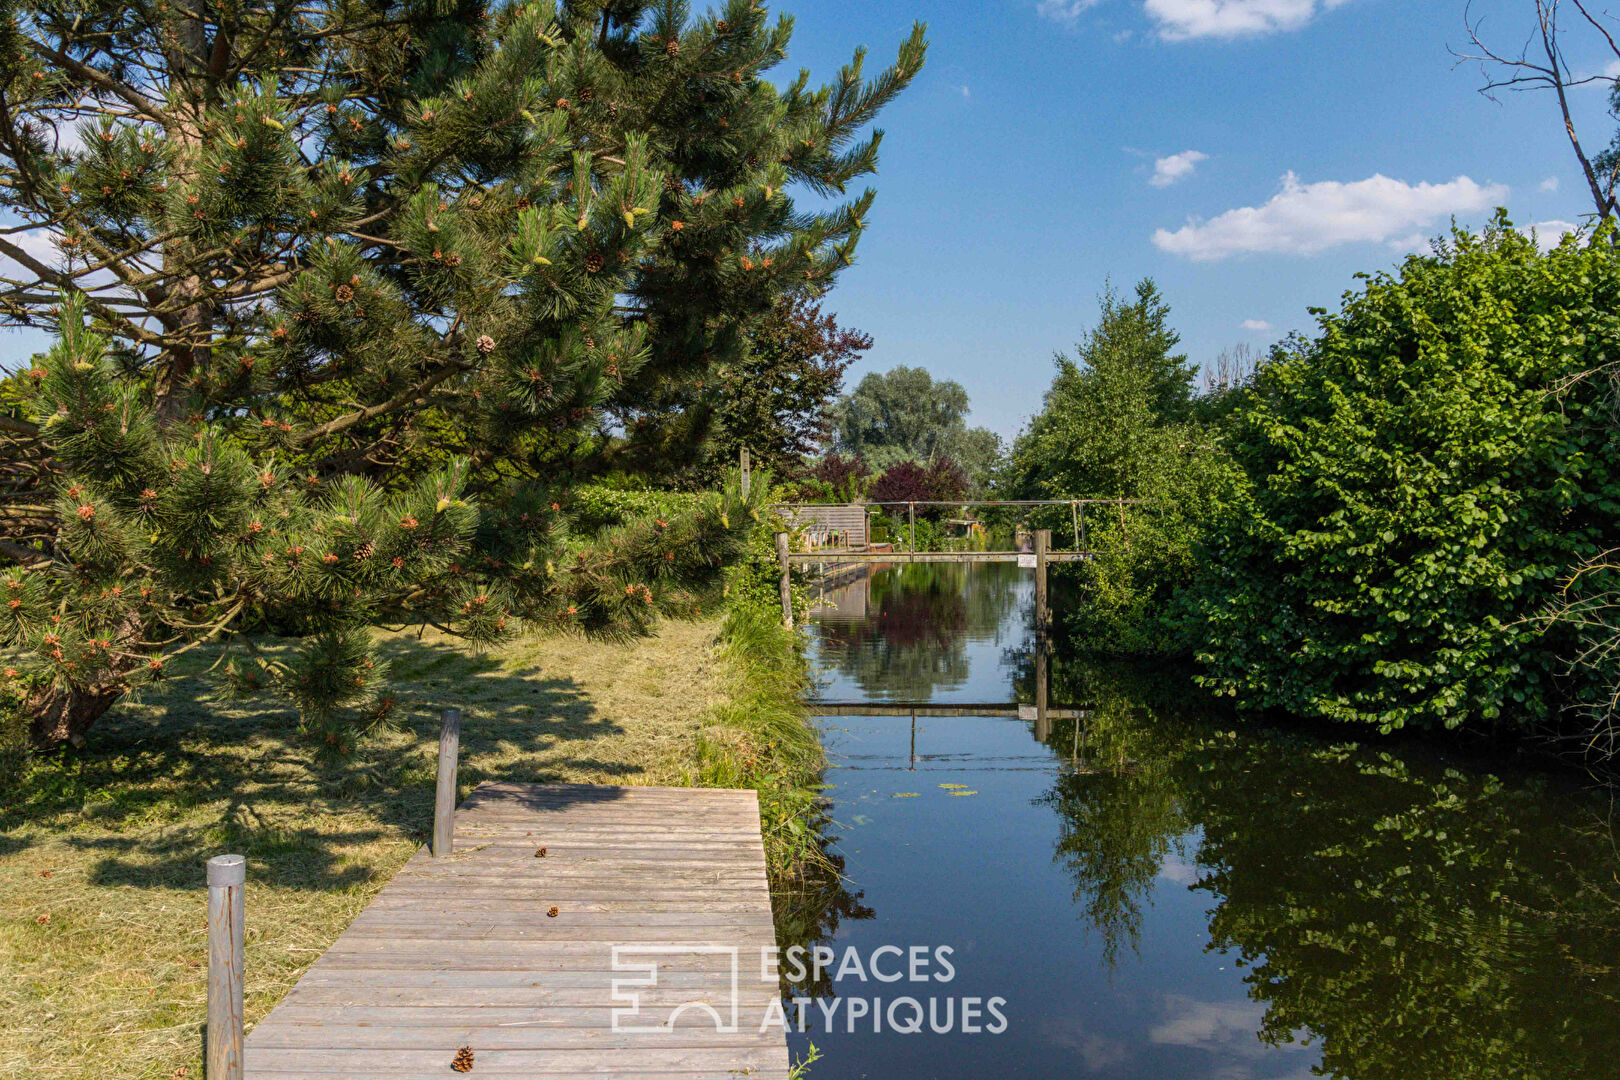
[0, 0, 921, 747]
[545, 1, 928, 469]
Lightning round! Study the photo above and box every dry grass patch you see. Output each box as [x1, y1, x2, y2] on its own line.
[0, 618, 723, 1079]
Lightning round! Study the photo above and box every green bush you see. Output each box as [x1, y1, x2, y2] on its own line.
[566, 482, 702, 534]
[1193, 218, 1620, 732]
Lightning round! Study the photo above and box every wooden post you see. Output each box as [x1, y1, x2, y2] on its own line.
[1034, 529, 1050, 636]
[432, 707, 461, 857]
[908, 502, 916, 551]
[1070, 501, 1080, 550]
[775, 532, 794, 630]
[739, 447, 751, 498]
[206, 854, 246, 1080]
[1079, 503, 1088, 551]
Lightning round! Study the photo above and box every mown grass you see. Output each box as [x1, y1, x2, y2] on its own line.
[0, 618, 734, 1079]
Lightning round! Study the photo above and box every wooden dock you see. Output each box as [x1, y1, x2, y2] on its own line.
[243, 782, 787, 1079]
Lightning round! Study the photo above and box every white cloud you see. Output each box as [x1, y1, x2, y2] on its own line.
[1539, 176, 1560, 193]
[959, 85, 972, 99]
[1144, 0, 1353, 40]
[1241, 318, 1273, 331]
[1037, 0, 1103, 24]
[1150, 149, 1209, 188]
[1153, 171, 1509, 260]
[0, 227, 66, 281]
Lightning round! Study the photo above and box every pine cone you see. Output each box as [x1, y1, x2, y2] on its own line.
[450, 1046, 475, 1073]
[584, 253, 604, 274]
[547, 906, 559, 918]
[665, 39, 679, 56]
[476, 335, 496, 355]
[334, 284, 354, 303]
[354, 541, 374, 561]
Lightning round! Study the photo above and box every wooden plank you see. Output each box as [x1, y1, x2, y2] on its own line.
[280, 986, 783, 1007]
[245, 1047, 789, 1073]
[243, 782, 787, 1080]
[247, 1070, 788, 1080]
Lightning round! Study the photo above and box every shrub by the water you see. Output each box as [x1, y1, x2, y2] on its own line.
[1192, 217, 1620, 733]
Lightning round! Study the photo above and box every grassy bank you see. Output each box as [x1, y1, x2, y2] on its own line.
[692, 605, 827, 878]
[1, 614, 825, 1079]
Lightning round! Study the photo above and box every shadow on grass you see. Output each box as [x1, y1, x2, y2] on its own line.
[0, 634, 644, 890]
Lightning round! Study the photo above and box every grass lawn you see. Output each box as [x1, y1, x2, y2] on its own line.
[0, 617, 728, 1079]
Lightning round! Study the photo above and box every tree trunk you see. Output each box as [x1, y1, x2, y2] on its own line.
[25, 611, 149, 748]
[27, 679, 127, 749]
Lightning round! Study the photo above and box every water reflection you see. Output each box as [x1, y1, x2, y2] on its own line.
[797, 564, 1620, 1080]
[811, 563, 1022, 700]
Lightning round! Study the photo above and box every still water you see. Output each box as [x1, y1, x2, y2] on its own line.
[785, 562, 1620, 1080]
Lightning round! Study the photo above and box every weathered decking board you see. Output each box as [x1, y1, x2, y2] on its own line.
[244, 782, 788, 1079]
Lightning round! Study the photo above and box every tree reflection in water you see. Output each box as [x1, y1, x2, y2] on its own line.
[1040, 659, 1620, 1080]
[813, 563, 1022, 700]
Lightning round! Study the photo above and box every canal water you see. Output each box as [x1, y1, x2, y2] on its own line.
[786, 562, 1620, 1080]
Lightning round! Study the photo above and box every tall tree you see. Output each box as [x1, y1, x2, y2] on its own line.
[1004, 280, 1225, 655]
[830, 364, 1002, 489]
[0, 0, 925, 747]
[1004, 280, 1197, 501]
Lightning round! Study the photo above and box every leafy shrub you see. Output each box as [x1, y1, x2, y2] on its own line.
[1193, 218, 1620, 732]
[567, 483, 702, 533]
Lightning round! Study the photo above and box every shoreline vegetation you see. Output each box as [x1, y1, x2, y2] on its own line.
[0, 604, 828, 1079]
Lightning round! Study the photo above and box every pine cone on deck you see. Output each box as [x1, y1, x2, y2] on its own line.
[450, 1045, 475, 1072]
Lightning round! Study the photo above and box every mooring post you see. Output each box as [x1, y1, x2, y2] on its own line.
[739, 447, 751, 498]
[775, 531, 794, 630]
[1034, 529, 1051, 636]
[432, 707, 461, 857]
[206, 853, 246, 1080]
[908, 502, 916, 551]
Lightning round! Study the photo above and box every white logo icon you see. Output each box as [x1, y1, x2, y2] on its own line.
[610, 945, 741, 1033]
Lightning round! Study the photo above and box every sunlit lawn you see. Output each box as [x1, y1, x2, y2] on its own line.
[0, 618, 724, 1078]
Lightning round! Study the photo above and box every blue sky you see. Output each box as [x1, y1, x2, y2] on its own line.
[781, 0, 1617, 440]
